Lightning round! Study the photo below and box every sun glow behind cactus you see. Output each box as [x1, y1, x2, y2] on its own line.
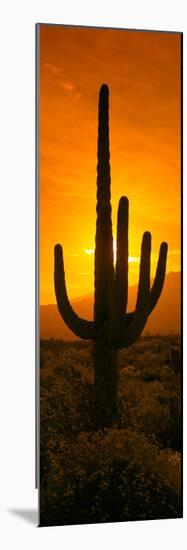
[84, 240, 140, 265]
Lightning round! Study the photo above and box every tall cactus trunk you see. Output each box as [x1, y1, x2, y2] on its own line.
[94, 338, 118, 427]
[94, 84, 117, 426]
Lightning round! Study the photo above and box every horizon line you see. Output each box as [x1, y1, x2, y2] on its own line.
[40, 269, 181, 307]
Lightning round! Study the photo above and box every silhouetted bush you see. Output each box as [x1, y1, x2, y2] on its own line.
[40, 428, 181, 526]
[40, 335, 182, 525]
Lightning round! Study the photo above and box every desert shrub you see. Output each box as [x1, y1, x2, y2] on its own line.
[119, 349, 136, 368]
[40, 377, 94, 487]
[40, 336, 182, 526]
[62, 345, 92, 369]
[40, 428, 181, 526]
[139, 364, 173, 383]
[118, 373, 181, 451]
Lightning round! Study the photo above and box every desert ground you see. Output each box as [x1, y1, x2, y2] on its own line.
[40, 334, 182, 526]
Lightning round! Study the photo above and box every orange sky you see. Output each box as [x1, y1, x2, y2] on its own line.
[39, 25, 181, 305]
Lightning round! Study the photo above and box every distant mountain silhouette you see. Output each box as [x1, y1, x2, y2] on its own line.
[40, 271, 181, 340]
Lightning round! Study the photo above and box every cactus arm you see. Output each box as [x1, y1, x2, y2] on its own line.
[110, 196, 128, 342]
[135, 231, 151, 310]
[117, 231, 151, 348]
[115, 196, 129, 315]
[54, 244, 95, 340]
[122, 240, 168, 327]
[118, 236, 168, 347]
[149, 241, 168, 312]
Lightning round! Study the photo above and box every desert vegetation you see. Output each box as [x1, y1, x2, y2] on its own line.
[40, 334, 182, 526]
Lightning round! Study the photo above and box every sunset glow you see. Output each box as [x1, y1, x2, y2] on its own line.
[84, 240, 140, 265]
[40, 26, 181, 304]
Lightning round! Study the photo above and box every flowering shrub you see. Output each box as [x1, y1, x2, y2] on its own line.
[40, 335, 182, 526]
[40, 429, 181, 525]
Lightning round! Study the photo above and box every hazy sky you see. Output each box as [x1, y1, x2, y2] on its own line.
[40, 25, 181, 304]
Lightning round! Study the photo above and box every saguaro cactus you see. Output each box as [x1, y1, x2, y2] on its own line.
[170, 346, 181, 375]
[54, 84, 168, 426]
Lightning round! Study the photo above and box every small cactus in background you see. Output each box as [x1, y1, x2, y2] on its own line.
[40, 349, 44, 369]
[54, 84, 168, 426]
[170, 346, 181, 375]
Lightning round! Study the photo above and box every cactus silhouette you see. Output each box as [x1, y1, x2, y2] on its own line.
[54, 84, 168, 426]
[170, 346, 181, 375]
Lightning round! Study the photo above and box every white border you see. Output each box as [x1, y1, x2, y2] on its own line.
[0, 1, 186, 548]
